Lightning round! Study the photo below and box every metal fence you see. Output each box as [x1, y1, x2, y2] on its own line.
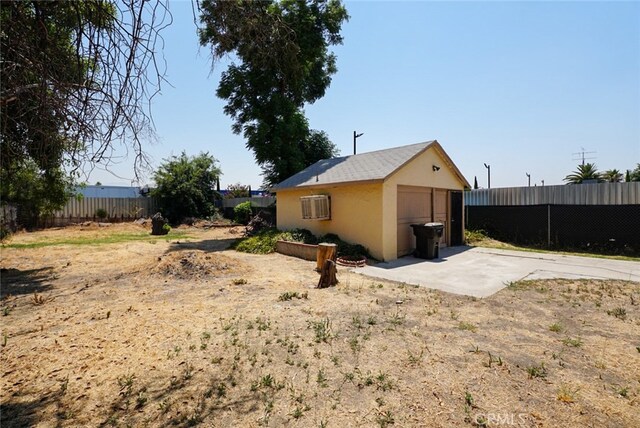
[42, 197, 158, 227]
[466, 205, 640, 254]
[465, 182, 640, 206]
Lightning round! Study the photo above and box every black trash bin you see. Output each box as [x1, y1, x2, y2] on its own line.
[411, 222, 444, 259]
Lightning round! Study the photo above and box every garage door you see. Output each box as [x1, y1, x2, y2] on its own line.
[397, 186, 432, 257]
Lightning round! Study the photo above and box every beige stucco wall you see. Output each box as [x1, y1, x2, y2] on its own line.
[276, 183, 385, 260]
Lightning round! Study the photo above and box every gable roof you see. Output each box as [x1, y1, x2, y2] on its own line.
[273, 140, 470, 191]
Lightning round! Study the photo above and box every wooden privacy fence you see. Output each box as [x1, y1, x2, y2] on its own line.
[46, 197, 158, 226]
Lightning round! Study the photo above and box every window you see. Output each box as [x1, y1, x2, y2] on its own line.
[300, 195, 331, 220]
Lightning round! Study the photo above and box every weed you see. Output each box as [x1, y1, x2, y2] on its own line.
[352, 315, 363, 330]
[158, 400, 171, 413]
[557, 384, 578, 403]
[367, 315, 378, 326]
[278, 291, 308, 301]
[60, 375, 69, 395]
[117, 374, 135, 397]
[349, 336, 362, 354]
[291, 405, 305, 419]
[549, 323, 563, 333]
[211, 356, 223, 364]
[465, 391, 474, 407]
[2, 306, 11, 316]
[216, 382, 227, 398]
[375, 397, 385, 407]
[376, 410, 395, 427]
[135, 390, 148, 409]
[562, 337, 583, 348]
[450, 310, 460, 320]
[388, 310, 405, 326]
[31, 292, 48, 305]
[616, 386, 629, 398]
[526, 363, 547, 379]
[185, 409, 202, 426]
[607, 307, 627, 320]
[255, 316, 271, 331]
[233, 278, 248, 285]
[485, 352, 503, 368]
[375, 372, 393, 391]
[506, 281, 529, 291]
[407, 348, 424, 366]
[344, 371, 355, 382]
[458, 321, 477, 332]
[308, 318, 333, 343]
[330, 355, 340, 366]
[183, 363, 194, 380]
[317, 369, 328, 387]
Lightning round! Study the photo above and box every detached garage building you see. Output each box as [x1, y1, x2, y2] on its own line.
[273, 140, 470, 261]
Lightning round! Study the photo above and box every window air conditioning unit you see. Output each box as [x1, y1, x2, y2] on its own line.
[300, 195, 331, 220]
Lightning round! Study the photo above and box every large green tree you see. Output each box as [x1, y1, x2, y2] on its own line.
[1, 1, 170, 223]
[199, 0, 348, 186]
[151, 152, 222, 224]
[564, 163, 602, 184]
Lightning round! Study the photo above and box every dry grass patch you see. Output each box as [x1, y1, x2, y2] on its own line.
[1, 224, 639, 427]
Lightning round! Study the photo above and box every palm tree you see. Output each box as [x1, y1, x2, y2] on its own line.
[601, 169, 623, 183]
[564, 163, 602, 184]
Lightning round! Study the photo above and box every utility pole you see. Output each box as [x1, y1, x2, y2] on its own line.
[526, 172, 531, 187]
[353, 131, 363, 155]
[483, 163, 491, 189]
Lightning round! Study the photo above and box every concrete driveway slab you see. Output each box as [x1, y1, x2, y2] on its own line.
[352, 246, 640, 298]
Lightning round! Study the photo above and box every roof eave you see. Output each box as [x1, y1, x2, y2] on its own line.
[272, 178, 384, 193]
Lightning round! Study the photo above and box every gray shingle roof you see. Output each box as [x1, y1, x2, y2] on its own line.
[273, 141, 436, 190]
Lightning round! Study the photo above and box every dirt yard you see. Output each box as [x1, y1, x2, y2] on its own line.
[1, 223, 639, 427]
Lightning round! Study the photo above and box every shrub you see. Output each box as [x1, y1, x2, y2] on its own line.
[279, 228, 318, 244]
[233, 228, 281, 254]
[95, 208, 108, 220]
[465, 229, 488, 244]
[318, 233, 371, 258]
[234, 201, 253, 225]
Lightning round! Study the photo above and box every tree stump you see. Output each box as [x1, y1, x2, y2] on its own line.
[316, 243, 337, 272]
[151, 212, 169, 235]
[317, 259, 338, 288]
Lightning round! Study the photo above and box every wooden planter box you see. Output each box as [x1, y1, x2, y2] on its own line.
[275, 240, 318, 261]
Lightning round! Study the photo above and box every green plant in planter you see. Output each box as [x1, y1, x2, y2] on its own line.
[162, 223, 171, 234]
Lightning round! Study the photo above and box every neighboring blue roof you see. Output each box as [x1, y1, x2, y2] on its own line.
[76, 185, 143, 198]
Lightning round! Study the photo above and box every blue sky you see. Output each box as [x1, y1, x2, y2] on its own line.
[91, 0, 640, 189]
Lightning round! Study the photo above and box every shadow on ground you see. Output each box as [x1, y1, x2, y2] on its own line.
[0, 267, 55, 298]
[373, 245, 473, 269]
[165, 238, 238, 254]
